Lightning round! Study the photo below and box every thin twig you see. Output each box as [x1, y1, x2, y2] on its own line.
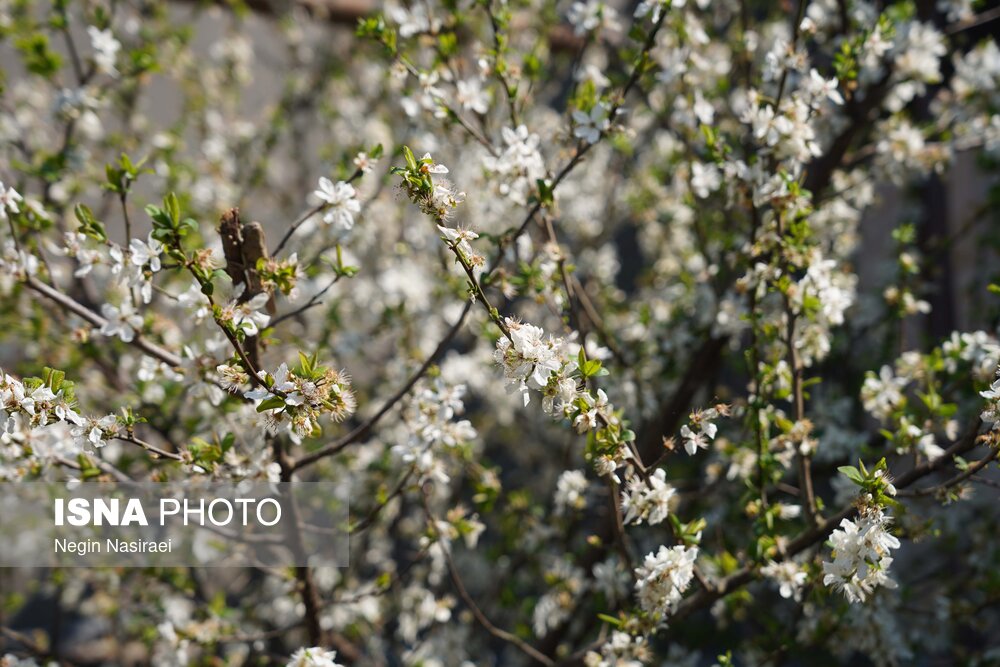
[945, 5, 1000, 34]
[421, 487, 555, 666]
[0, 626, 56, 664]
[351, 469, 415, 533]
[897, 447, 998, 497]
[785, 306, 819, 526]
[292, 299, 475, 470]
[116, 435, 184, 461]
[24, 276, 184, 368]
[269, 274, 343, 327]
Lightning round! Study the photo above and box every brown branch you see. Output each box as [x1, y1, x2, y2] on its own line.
[0, 626, 56, 664]
[784, 296, 819, 526]
[445, 240, 511, 339]
[116, 435, 184, 461]
[218, 208, 276, 369]
[804, 71, 893, 198]
[24, 276, 184, 368]
[897, 446, 998, 497]
[350, 469, 415, 534]
[571, 274, 630, 367]
[945, 5, 1000, 34]
[272, 437, 362, 663]
[269, 274, 343, 328]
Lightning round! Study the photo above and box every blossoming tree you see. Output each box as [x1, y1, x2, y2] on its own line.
[1, 0, 999, 664]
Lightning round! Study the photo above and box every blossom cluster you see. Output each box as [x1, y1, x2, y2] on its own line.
[822, 507, 901, 604]
[240, 360, 356, 440]
[634, 544, 698, 620]
[391, 379, 478, 484]
[286, 647, 343, 667]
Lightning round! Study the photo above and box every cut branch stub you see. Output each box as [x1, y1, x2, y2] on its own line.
[217, 208, 276, 369]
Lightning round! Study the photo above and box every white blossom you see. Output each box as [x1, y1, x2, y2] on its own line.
[100, 302, 143, 342]
[761, 560, 807, 601]
[680, 421, 716, 456]
[862, 365, 908, 423]
[980, 366, 1000, 430]
[314, 177, 361, 230]
[0, 182, 22, 219]
[572, 103, 611, 144]
[286, 648, 343, 667]
[494, 318, 568, 405]
[71, 414, 119, 449]
[87, 26, 121, 76]
[218, 286, 271, 337]
[822, 507, 900, 603]
[555, 470, 589, 514]
[568, 0, 621, 35]
[621, 468, 675, 525]
[129, 233, 163, 272]
[690, 161, 721, 198]
[482, 125, 547, 205]
[584, 631, 650, 667]
[634, 544, 697, 618]
[456, 78, 490, 115]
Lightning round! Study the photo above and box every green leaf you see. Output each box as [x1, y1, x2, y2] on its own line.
[402, 145, 417, 172]
[77, 453, 101, 480]
[164, 192, 181, 225]
[74, 204, 107, 241]
[582, 359, 603, 378]
[438, 32, 458, 58]
[596, 614, 622, 627]
[43, 367, 65, 392]
[15, 33, 62, 77]
[838, 465, 864, 484]
[255, 396, 285, 413]
[298, 351, 314, 376]
[104, 164, 123, 193]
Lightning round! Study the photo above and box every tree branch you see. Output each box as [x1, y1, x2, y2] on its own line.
[24, 276, 184, 368]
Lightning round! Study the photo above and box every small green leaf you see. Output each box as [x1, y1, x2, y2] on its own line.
[298, 351, 314, 376]
[582, 359, 603, 378]
[402, 145, 417, 172]
[838, 465, 864, 484]
[596, 614, 622, 627]
[255, 396, 285, 412]
[164, 192, 180, 225]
